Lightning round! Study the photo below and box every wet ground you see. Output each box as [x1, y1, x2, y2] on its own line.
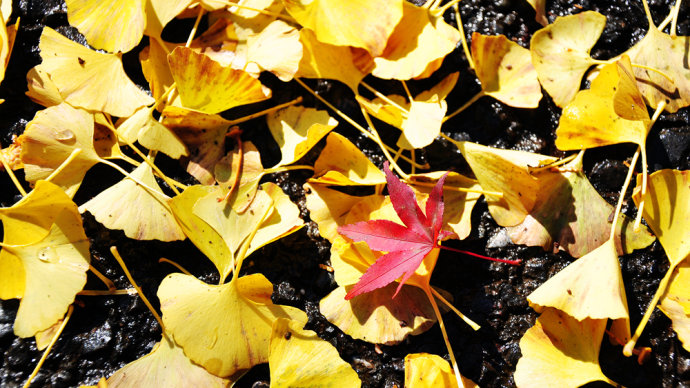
[1, 0, 689, 387]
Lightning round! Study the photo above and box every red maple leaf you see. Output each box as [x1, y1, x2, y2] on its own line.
[338, 162, 520, 300]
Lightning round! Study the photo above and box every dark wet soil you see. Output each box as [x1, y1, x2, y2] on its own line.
[1, 0, 690, 387]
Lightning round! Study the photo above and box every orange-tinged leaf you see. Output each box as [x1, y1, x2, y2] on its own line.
[368, 2, 460, 80]
[514, 308, 615, 387]
[622, 26, 690, 113]
[158, 273, 308, 377]
[530, 11, 607, 107]
[66, 0, 145, 53]
[527, 239, 630, 326]
[472, 32, 542, 108]
[161, 106, 232, 185]
[247, 20, 303, 81]
[107, 336, 229, 387]
[20, 103, 100, 197]
[405, 353, 478, 388]
[296, 28, 370, 93]
[268, 318, 361, 388]
[453, 140, 557, 226]
[556, 56, 649, 151]
[0, 181, 76, 299]
[506, 153, 655, 257]
[38, 27, 154, 117]
[311, 132, 386, 186]
[168, 46, 271, 114]
[283, 0, 403, 57]
[169, 185, 233, 280]
[268, 105, 338, 167]
[80, 164, 185, 242]
[4, 207, 90, 338]
[659, 261, 690, 351]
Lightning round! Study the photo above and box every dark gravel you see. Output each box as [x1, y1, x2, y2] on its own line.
[1, 0, 689, 387]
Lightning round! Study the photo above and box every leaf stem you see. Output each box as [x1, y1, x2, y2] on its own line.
[231, 203, 272, 282]
[430, 287, 480, 330]
[99, 158, 170, 199]
[641, 0, 657, 30]
[110, 246, 166, 332]
[218, 0, 296, 22]
[218, 129, 243, 203]
[78, 289, 136, 296]
[423, 285, 465, 388]
[453, 2, 475, 70]
[22, 305, 73, 388]
[591, 59, 674, 83]
[444, 91, 484, 122]
[264, 165, 315, 174]
[89, 264, 116, 291]
[359, 106, 409, 179]
[360, 82, 410, 116]
[634, 101, 666, 231]
[439, 244, 522, 265]
[226, 96, 304, 126]
[0, 145, 27, 196]
[432, 0, 463, 17]
[609, 147, 640, 241]
[158, 257, 194, 276]
[670, 0, 681, 36]
[409, 180, 503, 198]
[185, 6, 204, 47]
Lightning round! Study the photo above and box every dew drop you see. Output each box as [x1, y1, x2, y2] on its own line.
[54, 129, 75, 142]
[38, 247, 56, 263]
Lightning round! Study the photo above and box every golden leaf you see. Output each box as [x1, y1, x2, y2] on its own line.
[66, 0, 145, 53]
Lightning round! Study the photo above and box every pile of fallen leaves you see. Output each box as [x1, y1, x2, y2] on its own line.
[0, 0, 688, 386]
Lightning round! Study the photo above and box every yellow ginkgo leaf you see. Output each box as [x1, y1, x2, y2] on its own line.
[159, 273, 308, 378]
[267, 105, 338, 167]
[107, 336, 229, 387]
[304, 183, 374, 242]
[66, 0, 145, 53]
[168, 46, 271, 114]
[0, 181, 77, 299]
[296, 28, 371, 93]
[633, 169, 689, 267]
[659, 261, 690, 351]
[527, 239, 629, 327]
[2, 208, 90, 338]
[514, 308, 615, 387]
[530, 11, 607, 107]
[405, 353, 478, 388]
[25, 65, 64, 108]
[311, 132, 386, 186]
[368, 1, 460, 80]
[38, 27, 154, 117]
[269, 318, 361, 388]
[525, 0, 547, 26]
[161, 105, 232, 185]
[144, 0, 194, 39]
[556, 56, 650, 151]
[80, 164, 185, 242]
[35, 318, 63, 351]
[410, 171, 482, 240]
[505, 152, 655, 257]
[472, 32, 542, 108]
[453, 141, 557, 227]
[213, 141, 266, 212]
[169, 185, 233, 280]
[248, 183, 304, 256]
[0, 10, 11, 85]
[20, 103, 100, 197]
[358, 72, 458, 149]
[622, 23, 690, 112]
[140, 38, 175, 101]
[116, 106, 188, 159]
[283, 0, 403, 57]
[624, 169, 690, 355]
[247, 20, 303, 81]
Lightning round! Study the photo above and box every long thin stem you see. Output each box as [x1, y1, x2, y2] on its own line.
[295, 77, 426, 169]
[231, 205, 272, 283]
[44, 148, 82, 184]
[670, 0, 682, 36]
[641, 0, 657, 29]
[89, 265, 116, 291]
[110, 246, 166, 331]
[0, 145, 27, 196]
[609, 148, 640, 241]
[440, 244, 522, 265]
[99, 158, 170, 199]
[432, 0, 463, 17]
[225, 97, 304, 126]
[159, 258, 193, 276]
[360, 82, 410, 116]
[78, 289, 136, 296]
[409, 180, 503, 198]
[23, 306, 73, 388]
[430, 287, 480, 330]
[634, 101, 667, 231]
[590, 59, 674, 83]
[185, 6, 204, 47]
[453, 2, 474, 70]
[423, 285, 465, 388]
[359, 106, 409, 179]
[264, 165, 315, 174]
[527, 152, 579, 173]
[624, 264, 676, 356]
[444, 91, 484, 122]
[217, 0, 295, 22]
